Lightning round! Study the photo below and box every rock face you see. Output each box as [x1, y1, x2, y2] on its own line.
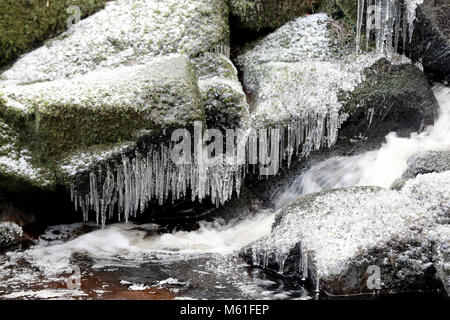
[229, 0, 324, 31]
[409, 0, 450, 83]
[236, 13, 438, 158]
[0, 0, 107, 66]
[0, 221, 23, 250]
[242, 171, 450, 296]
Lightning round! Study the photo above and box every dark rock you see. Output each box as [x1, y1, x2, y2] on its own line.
[0, 203, 37, 227]
[229, 0, 324, 32]
[408, 0, 450, 83]
[340, 58, 440, 143]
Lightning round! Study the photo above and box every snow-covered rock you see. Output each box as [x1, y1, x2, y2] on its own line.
[0, 54, 204, 195]
[1, 0, 229, 84]
[236, 13, 438, 157]
[242, 171, 450, 296]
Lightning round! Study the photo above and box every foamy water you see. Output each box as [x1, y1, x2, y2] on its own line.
[276, 84, 450, 209]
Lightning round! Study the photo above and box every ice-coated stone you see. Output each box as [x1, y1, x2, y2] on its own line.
[0, 0, 230, 84]
[242, 171, 450, 295]
[236, 13, 438, 159]
[0, 55, 204, 190]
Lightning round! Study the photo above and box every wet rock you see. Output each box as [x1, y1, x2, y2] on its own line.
[229, 0, 324, 31]
[0, 221, 23, 250]
[242, 171, 450, 295]
[408, 0, 450, 83]
[430, 224, 450, 297]
[391, 151, 450, 192]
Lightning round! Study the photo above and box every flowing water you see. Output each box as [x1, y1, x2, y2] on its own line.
[0, 85, 448, 300]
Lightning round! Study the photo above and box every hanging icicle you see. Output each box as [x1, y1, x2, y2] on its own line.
[356, 0, 424, 55]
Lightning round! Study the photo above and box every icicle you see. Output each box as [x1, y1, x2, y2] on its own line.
[356, 0, 424, 55]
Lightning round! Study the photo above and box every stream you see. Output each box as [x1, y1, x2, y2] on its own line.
[0, 85, 448, 300]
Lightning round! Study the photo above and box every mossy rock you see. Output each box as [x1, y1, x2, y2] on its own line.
[229, 0, 325, 31]
[242, 172, 450, 295]
[0, 0, 107, 67]
[340, 58, 439, 142]
[1, 0, 230, 84]
[0, 55, 205, 192]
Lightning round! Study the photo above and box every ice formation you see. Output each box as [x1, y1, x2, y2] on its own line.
[237, 14, 382, 165]
[356, 0, 424, 54]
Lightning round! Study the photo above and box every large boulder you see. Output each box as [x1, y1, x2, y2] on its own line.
[408, 0, 450, 83]
[0, 55, 204, 188]
[0, 0, 230, 84]
[229, 0, 324, 31]
[236, 13, 438, 160]
[242, 171, 450, 296]
[0, 0, 107, 67]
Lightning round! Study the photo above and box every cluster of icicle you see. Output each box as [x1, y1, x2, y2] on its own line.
[356, 0, 423, 54]
[251, 244, 310, 282]
[70, 113, 342, 227]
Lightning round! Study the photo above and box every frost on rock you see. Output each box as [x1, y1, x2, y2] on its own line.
[237, 14, 382, 161]
[1, 0, 229, 84]
[0, 119, 50, 187]
[0, 222, 23, 248]
[196, 53, 250, 129]
[246, 171, 450, 293]
[0, 55, 203, 159]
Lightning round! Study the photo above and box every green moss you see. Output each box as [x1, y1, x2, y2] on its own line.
[230, 0, 325, 31]
[0, 56, 204, 162]
[0, 0, 107, 67]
